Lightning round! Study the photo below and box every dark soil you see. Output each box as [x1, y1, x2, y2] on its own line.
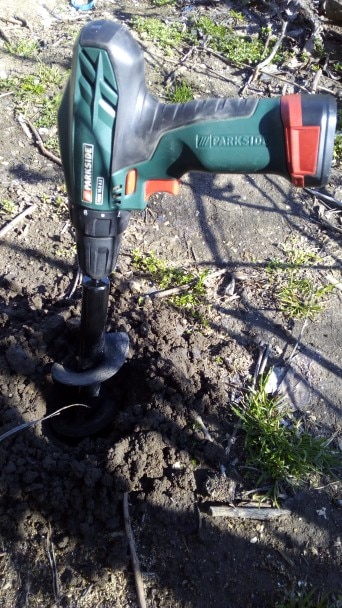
[0, 1, 341, 607]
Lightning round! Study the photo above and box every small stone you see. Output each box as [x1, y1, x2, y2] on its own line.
[4, 461, 17, 474]
[31, 295, 43, 309]
[5, 345, 37, 375]
[324, 0, 342, 22]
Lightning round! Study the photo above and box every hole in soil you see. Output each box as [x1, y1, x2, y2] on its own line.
[43, 359, 152, 443]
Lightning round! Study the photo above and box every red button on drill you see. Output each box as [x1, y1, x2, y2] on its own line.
[281, 94, 320, 187]
[145, 179, 180, 200]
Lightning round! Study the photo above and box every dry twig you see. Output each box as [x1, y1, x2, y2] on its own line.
[258, 69, 309, 92]
[209, 506, 291, 519]
[148, 267, 228, 299]
[0, 27, 11, 45]
[46, 526, 60, 602]
[13, 15, 30, 29]
[305, 188, 342, 210]
[252, 20, 289, 82]
[194, 414, 213, 442]
[252, 344, 269, 390]
[164, 47, 194, 85]
[19, 116, 62, 167]
[66, 267, 83, 299]
[123, 493, 147, 608]
[0, 91, 14, 99]
[0, 16, 23, 26]
[0, 404, 89, 443]
[0, 204, 36, 238]
[225, 423, 241, 459]
[287, 317, 309, 365]
[149, 281, 196, 299]
[312, 67, 323, 93]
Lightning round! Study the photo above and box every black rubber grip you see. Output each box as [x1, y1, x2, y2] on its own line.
[79, 21, 259, 172]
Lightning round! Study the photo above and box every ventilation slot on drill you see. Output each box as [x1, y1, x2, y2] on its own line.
[112, 185, 122, 204]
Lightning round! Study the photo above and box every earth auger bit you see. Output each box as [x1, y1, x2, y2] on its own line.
[50, 20, 336, 437]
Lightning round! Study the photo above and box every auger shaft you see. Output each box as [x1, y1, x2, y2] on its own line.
[79, 277, 109, 370]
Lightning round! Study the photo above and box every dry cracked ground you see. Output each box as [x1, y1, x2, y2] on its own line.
[0, 0, 341, 607]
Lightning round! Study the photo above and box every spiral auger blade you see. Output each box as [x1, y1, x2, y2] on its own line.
[49, 276, 129, 438]
[51, 332, 129, 387]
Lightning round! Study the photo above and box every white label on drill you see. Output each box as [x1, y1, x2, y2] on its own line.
[82, 143, 94, 202]
[96, 177, 104, 205]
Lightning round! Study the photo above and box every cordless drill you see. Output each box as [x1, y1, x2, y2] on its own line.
[53, 20, 336, 418]
[58, 19, 336, 283]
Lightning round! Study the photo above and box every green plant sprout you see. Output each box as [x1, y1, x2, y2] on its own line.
[132, 250, 209, 323]
[232, 374, 341, 503]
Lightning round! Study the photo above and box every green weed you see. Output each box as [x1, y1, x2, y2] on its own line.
[193, 15, 266, 65]
[36, 63, 65, 88]
[314, 39, 325, 59]
[278, 279, 333, 319]
[36, 93, 62, 129]
[276, 588, 337, 608]
[133, 15, 272, 66]
[168, 80, 194, 103]
[332, 61, 342, 72]
[132, 17, 185, 52]
[5, 38, 39, 58]
[0, 199, 16, 215]
[337, 109, 342, 130]
[39, 186, 68, 211]
[0, 64, 66, 151]
[44, 135, 60, 155]
[151, 0, 177, 5]
[282, 240, 327, 267]
[267, 239, 334, 319]
[18, 66, 65, 128]
[19, 74, 46, 97]
[334, 134, 342, 164]
[132, 250, 209, 323]
[229, 10, 245, 22]
[232, 374, 341, 502]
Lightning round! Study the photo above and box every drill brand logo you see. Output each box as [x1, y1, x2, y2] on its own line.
[82, 144, 94, 203]
[196, 134, 266, 148]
